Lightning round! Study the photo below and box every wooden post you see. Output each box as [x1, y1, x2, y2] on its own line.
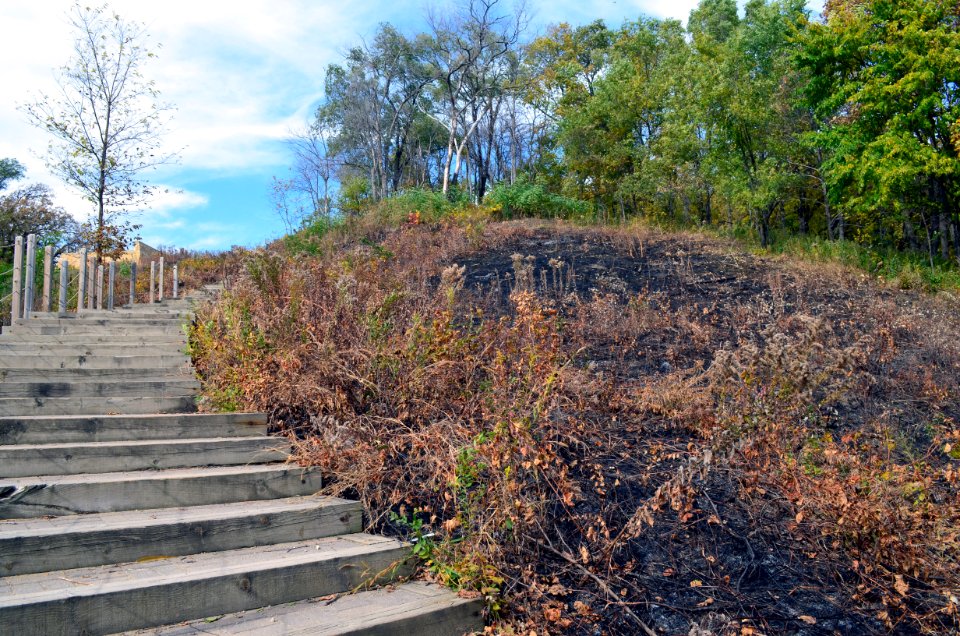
[129, 263, 137, 306]
[108, 261, 116, 310]
[11, 236, 23, 321]
[158, 257, 165, 301]
[173, 264, 179, 299]
[58, 259, 69, 316]
[86, 255, 95, 310]
[149, 261, 157, 304]
[96, 265, 104, 310]
[23, 234, 36, 319]
[42, 245, 53, 312]
[78, 249, 88, 314]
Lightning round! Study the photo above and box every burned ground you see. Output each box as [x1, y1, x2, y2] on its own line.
[448, 223, 958, 634]
[192, 219, 960, 635]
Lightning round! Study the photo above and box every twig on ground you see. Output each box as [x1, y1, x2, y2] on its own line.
[530, 534, 658, 636]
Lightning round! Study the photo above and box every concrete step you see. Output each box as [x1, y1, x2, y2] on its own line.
[0, 436, 288, 477]
[0, 379, 200, 399]
[0, 355, 191, 370]
[0, 495, 362, 576]
[0, 464, 322, 518]
[124, 581, 483, 636]
[0, 534, 414, 636]
[0, 413, 267, 445]
[0, 368, 195, 384]
[0, 395, 197, 417]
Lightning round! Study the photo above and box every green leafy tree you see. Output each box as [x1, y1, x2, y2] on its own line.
[22, 2, 175, 264]
[320, 24, 431, 200]
[689, 0, 809, 245]
[799, 0, 960, 262]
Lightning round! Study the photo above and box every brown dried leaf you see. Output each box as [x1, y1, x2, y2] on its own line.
[894, 574, 910, 597]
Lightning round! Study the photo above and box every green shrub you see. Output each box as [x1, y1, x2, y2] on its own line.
[485, 178, 590, 219]
[282, 216, 340, 256]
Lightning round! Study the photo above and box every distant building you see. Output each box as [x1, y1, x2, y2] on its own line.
[60, 241, 161, 269]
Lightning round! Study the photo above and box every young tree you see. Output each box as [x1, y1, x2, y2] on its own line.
[22, 2, 175, 264]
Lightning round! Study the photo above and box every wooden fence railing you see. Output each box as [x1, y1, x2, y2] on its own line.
[4, 234, 182, 323]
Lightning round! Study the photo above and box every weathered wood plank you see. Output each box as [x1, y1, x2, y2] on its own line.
[0, 412, 267, 445]
[0, 535, 413, 636]
[125, 581, 484, 636]
[0, 464, 323, 518]
[0, 436, 286, 477]
[0, 496, 361, 576]
[0, 395, 197, 417]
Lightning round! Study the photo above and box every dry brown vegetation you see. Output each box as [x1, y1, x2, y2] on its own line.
[189, 216, 960, 635]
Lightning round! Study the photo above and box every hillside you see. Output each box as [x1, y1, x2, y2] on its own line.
[189, 216, 960, 635]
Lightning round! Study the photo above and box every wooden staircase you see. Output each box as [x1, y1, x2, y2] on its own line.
[0, 291, 481, 635]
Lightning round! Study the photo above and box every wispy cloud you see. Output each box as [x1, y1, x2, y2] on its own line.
[148, 188, 209, 214]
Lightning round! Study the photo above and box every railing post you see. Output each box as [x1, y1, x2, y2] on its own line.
[129, 263, 137, 306]
[96, 265, 104, 310]
[42, 245, 53, 312]
[11, 236, 23, 321]
[78, 249, 88, 315]
[23, 234, 36, 319]
[173, 264, 179, 299]
[58, 259, 69, 316]
[149, 261, 157, 304]
[158, 257, 164, 301]
[108, 261, 116, 310]
[86, 255, 95, 310]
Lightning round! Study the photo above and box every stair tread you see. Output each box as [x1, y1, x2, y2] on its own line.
[0, 436, 283, 451]
[120, 581, 481, 636]
[0, 534, 402, 606]
[0, 412, 263, 424]
[0, 495, 354, 539]
[0, 379, 198, 387]
[0, 463, 322, 519]
[0, 463, 301, 487]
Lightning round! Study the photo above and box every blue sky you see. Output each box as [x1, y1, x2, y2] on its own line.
[0, 0, 821, 252]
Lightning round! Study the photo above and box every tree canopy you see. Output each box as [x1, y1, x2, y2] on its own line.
[279, 0, 960, 267]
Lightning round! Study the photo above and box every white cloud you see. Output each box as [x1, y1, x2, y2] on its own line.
[148, 188, 209, 214]
[184, 235, 230, 251]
